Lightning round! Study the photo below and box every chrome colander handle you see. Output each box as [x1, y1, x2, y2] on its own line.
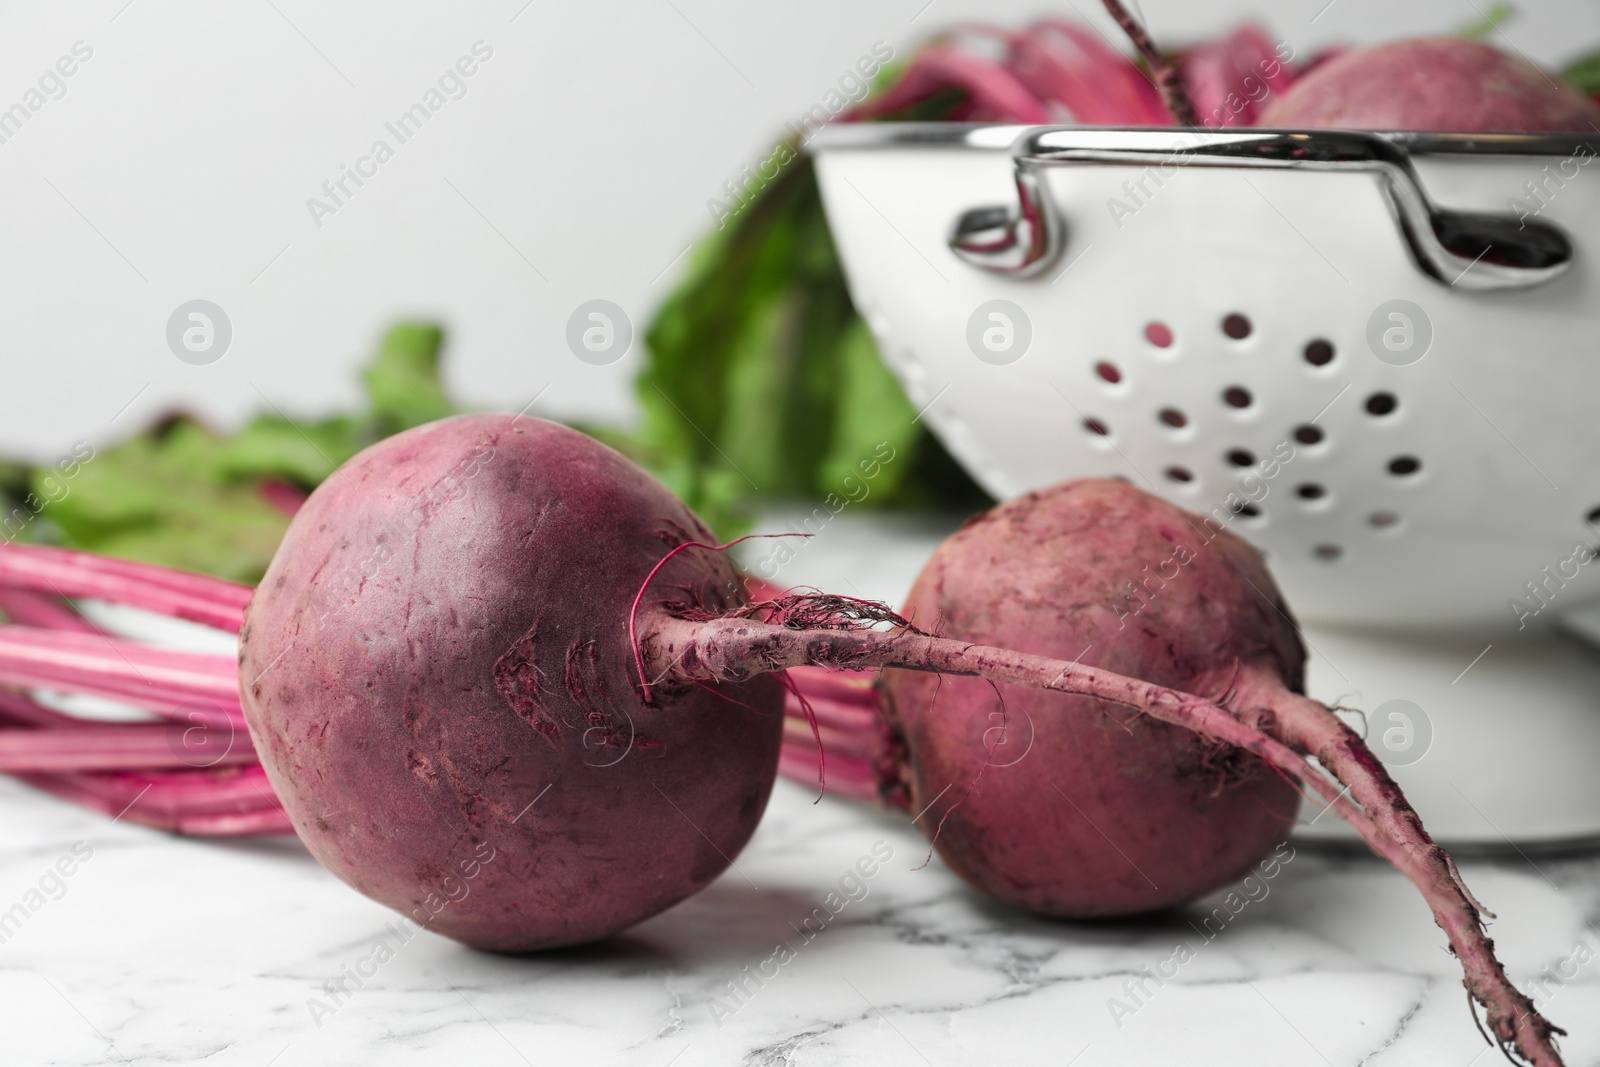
[950, 128, 1574, 291]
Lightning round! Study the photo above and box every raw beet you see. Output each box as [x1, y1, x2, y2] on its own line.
[239, 414, 784, 952]
[1260, 37, 1600, 132]
[759, 477, 1566, 1063]
[881, 480, 1302, 916]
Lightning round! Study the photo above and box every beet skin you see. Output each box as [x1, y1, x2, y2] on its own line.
[882, 479, 1303, 917]
[239, 414, 783, 951]
[1262, 37, 1600, 132]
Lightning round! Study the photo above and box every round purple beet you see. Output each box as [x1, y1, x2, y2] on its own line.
[239, 414, 783, 951]
[1262, 37, 1600, 132]
[882, 479, 1302, 917]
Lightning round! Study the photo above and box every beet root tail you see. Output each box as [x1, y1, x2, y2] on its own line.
[1254, 680, 1565, 1067]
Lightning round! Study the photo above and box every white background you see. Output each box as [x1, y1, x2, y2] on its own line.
[0, 0, 1594, 461]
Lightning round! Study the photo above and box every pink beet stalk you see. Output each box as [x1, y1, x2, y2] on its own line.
[0, 723, 256, 772]
[0, 686, 283, 830]
[778, 748, 878, 802]
[775, 665, 899, 805]
[1179, 23, 1298, 129]
[0, 588, 99, 632]
[850, 45, 1054, 123]
[0, 543, 251, 632]
[0, 688, 93, 728]
[11, 766, 291, 835]
[1004, 20, 1173, 124]
[0, 558, 290, 835]
[0, 625, 243, 722]
[258, 478, 308, 517]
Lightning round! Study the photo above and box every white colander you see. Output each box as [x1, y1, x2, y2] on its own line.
[811, 124, 1600, 846]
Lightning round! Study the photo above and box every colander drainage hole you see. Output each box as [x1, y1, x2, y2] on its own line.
[1223, 386, 1252, 408]
[1304, 339, 1335, 367]
[1369, 511, 1400, 529]
[1297, 483, 1326, 500]
[1159, 407, 1188, 428]
[1146, 322, 1174, 348]
[1165, 466, 1194, 483]
[1587, 506, 1600, 528]
[1366, 392, 1397, 416]
[1084, 417, 1110, 437]
[1388, 456, 1421, 476]
[1226, 448, 1255, 467]
[1294, 425, 1323, 445]
[1231, 501, 1261, 518]
[1222, 313, 1251, 339]
[1313, 544, 1344, 561]
[1095, 361, 1122, 384]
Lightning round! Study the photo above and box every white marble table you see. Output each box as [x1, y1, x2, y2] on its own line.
[2, 510, 1598, 1066]
[2, 771, 1598, 1067]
